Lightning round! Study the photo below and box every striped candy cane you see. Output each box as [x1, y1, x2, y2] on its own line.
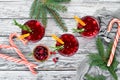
[107, 18, 120, 67]
[0, 33, 38, 74]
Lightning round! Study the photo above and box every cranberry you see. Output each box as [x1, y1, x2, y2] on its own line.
[56, 34, 79, 57]
[53, 57, 59, 63]
[50, 52, 56, 55]
[33, 45, 50, 61]
[22, 20, 45, 42]
[77, 16, 100, 38]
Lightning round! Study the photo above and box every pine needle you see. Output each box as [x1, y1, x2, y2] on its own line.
[54, 0, 71, 3]
[47, 7, 68, 31]
[30, 0, 69, 31]
[46, 2, 67, 12]
[30, 0, 38, 18]
[96, 37, 105, 57]
[85, 74, 106, 80]
[41, 6, 47, 28]
[88, 37, 118, 80]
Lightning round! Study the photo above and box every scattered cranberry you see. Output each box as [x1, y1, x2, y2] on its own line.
[53, 57, 59, 63]
[50, 51, 56, 55]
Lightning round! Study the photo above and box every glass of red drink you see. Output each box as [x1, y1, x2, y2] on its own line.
[22, 20, 45, 42]
[56, 34, 79, 57]
[77, 16, 100, 38]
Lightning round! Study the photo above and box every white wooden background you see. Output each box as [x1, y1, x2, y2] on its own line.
[0, 0, 120, 80]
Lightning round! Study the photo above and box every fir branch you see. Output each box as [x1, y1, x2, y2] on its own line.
[96, 37, 105, 57]
[88, 54, 108, 70]
[41, 5, 47, 28]
[47, 7, 68, 31]
[85, 74, 106, 80]
[54, 0, 71, 3]
[51, 45, 64, 51]
[35, 0, 42, 19]
[30, 0, 70, 31]
[30, 0, 39, 18]
[108, 67, 118, 80]
[88, 38, 118, 80]
[46, 2, 67, 12]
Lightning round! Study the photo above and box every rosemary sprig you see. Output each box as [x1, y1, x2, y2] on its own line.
[72, 28, 85, 33]
[13, 19, 32, 32]
[51, 45, 64, 52]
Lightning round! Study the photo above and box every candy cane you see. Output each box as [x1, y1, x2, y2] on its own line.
[107, 18, 120, 67]
[0, 45, 36, 67]
[9, 33, 28, 61]
[0, 54, 36, 67]
[0, 53, 37, 74]
[9, 33, 38, 74]
[0, 33, 38, 74]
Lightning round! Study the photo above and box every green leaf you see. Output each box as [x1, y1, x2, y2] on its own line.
[13, 19, 32, 32]
[47, 7, 68, 32]
[85, 74, 106, 80]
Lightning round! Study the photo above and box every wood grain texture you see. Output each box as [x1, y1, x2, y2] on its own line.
[0, 0, 120, 79]
[0, 0, 120, 18]
[0, 71, 76, 80]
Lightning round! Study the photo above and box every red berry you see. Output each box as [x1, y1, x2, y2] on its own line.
[56, 34, 79, 57]
[22, 20, 45, 42]
[77, 16, 100, 38]
[53, 57, 59, 63]
[33, 45, 50, 61]
[50, 52, 56, 55]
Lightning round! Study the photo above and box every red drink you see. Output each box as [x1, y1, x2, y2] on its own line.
[56, 34, 79, 57]
[77, 16, 100, 38]
[22, 20, 45, 42]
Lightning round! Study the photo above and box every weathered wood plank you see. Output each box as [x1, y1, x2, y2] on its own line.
[0, 36, 96, 71]
[0, 0, 120, 79]
[0, 0, 119, 18]
[1, 19, 117, 36]
[0, 19, 84, 36]
[0, 71, 76, 80]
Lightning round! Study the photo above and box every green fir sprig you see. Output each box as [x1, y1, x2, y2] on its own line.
[88, 37, 118, 80]
[30, 0, 71, 32]
[53, 0, 71, 3]
[51, 45, 64, 52]
[72, 28, 85, 33]
[85, 74, 106, 80]
[13, 19, 32, 32]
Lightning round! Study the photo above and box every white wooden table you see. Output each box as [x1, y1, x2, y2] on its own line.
[0, 0, 120, 80]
